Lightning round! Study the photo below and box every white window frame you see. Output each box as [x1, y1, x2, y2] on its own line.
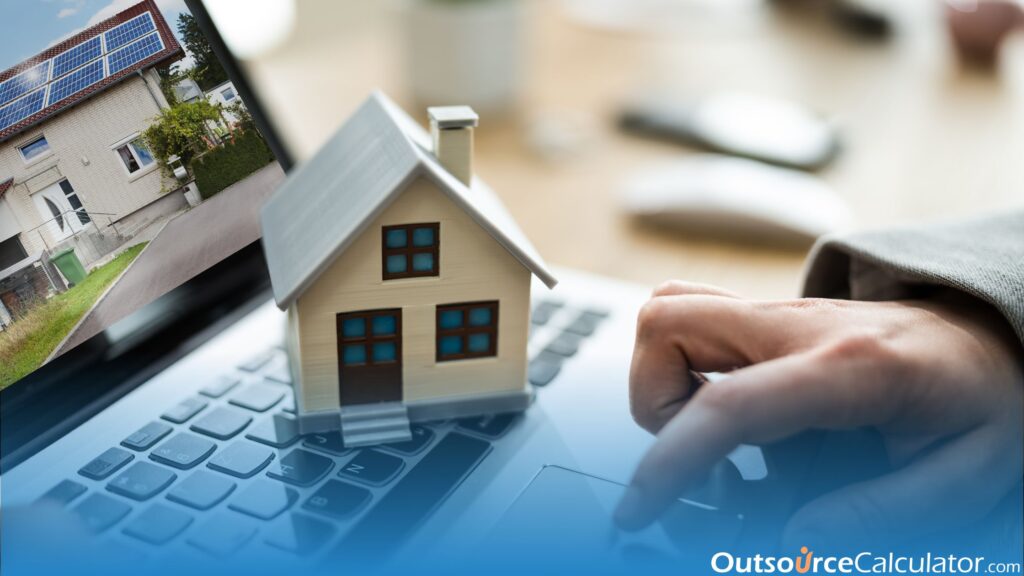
[16, 134, 53, 165]
[220, 86, 236, 102]
[111, 133, 157, 180]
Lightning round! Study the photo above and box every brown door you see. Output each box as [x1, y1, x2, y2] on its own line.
[336, 308, 402, 405]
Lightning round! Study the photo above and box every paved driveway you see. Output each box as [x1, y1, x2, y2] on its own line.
[53, 162, 286, 357]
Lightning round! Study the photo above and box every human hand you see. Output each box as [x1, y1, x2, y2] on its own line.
[614, 281, 1023, 547]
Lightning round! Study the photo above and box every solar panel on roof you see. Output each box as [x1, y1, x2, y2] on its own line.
[104, 12, 156, 52]
[47, 59, 104, 106]
[52, 36, 103, 79]
[107, 33, 163, 75]
[0, 61, 51, 107]
[0, 88, 46, 131]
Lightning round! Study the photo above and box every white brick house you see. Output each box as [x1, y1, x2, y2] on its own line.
[0, 0, 185, 274]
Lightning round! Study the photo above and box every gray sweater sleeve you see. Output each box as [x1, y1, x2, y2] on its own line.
[802, 211, 1024, 346]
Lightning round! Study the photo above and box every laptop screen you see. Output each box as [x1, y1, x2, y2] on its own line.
[0, 0, 284, 392]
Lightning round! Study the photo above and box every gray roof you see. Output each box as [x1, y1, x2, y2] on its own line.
[260, 91, 557, 309]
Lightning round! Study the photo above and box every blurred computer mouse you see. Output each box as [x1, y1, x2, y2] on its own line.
[622, 155, 852, 247]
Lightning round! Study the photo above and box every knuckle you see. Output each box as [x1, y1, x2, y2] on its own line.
[635, 297, 675, 338]
[820, 330, 897, 364]
[651, 280, 687, 298]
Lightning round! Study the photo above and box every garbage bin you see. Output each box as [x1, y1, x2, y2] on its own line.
[50, 248, 87, 286]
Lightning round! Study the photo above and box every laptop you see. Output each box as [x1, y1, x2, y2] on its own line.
[0, 1, 770, 572]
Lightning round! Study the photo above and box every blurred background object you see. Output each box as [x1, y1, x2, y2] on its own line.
[946, 0, 1024, 67]
[619, 92, 840, 171]
[205, 0, 1024, 299]
[621, 155, 851, 248]
[203, 0, 297, 58]
[402, 0, 525, 113]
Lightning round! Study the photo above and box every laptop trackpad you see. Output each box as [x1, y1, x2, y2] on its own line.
[485, 465, 743, 566]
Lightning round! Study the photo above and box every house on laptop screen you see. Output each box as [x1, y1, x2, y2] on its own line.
[0, 0, 184, 320]
[261, 92, 557, 447]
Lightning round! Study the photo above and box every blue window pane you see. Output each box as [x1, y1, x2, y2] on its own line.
[468, 307, 492, 327]
[386, 255, 407, 274]
[343, 345, 366, 365]
[438, 310, 463, 330]
[412, 227, 435, 247]
[412, 253, 434, 272]
[372, 315, 396, 335]
[132, 141, 154, 166]
[439, 336, 462, 357]
[385, 229, 407, 248]
[341, 318, 365, 338]
[467, 333, 491, 353]
[19, 137, 50, 161]
[373, 342, 397, 363]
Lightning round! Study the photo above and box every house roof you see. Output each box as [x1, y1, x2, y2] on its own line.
[0, 178, 11, 200]
[261, 91, 558, 309]
[0, 0, 184, 143]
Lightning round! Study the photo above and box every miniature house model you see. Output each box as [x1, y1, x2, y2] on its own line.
[261, 92, 557, 447]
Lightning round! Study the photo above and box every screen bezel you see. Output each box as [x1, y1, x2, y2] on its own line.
[0, 0, 294, 471]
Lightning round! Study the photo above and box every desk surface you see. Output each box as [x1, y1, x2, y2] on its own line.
[243, 0, 1024, 299]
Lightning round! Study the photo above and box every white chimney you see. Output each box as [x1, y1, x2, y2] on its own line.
[428, 106, 479, 187]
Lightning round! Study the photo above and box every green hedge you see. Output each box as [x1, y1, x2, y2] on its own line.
[192, 130, 275, 199]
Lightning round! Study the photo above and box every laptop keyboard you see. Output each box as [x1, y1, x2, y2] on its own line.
[36, 299, 609, 560]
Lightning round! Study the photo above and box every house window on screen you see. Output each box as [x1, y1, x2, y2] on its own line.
[18, 135, 50, 162]
[115, 138, 155, 174]
[382, 223, 439, 280]
[436, 301, 498, 361]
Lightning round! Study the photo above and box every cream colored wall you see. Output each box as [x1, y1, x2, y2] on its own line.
[293, 175, 532, 413]
[0, 71, 173, 253]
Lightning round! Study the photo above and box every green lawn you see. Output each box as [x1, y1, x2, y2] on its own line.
[0, 243, 147, 390]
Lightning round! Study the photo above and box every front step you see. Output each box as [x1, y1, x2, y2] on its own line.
[339, 402, 412, 447]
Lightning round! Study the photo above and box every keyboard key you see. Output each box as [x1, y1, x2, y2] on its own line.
[167, 470, 236, 510]
[123, 503, 193, 545]
[457, 413, 518, 439]
[79, 447, 134, 480]
[199, 376, 240, 398]
[281, 397, 296, 413]
[161, 397, 208, 424]
[303, 480, 372, 519]
[238, 349, 278, 372]
[338, 450, 404, 486]
[265, 512, 337, 555]
[187, 514, 257, 557]
[229, 479, 297, 520]
[38, 479, 87, 506]
[531, 300, 563, 326]
[246, 413, 300, 448]
[302, 431, 350, 456]
[150, 433, 216, 470]
[74, 493, 132, 532]
[268, 449, 333, 487]
[380, 425, 434, 456]
[229, 383, 285, 412]
[121, 422, 172, 451]
[333, 432, 491, 557]
[528, 352, 563, 387]
[265, 364, 292, 385]
[562, 310, 607, 336]
[190, 407, 252, 440]
[544, 331, 584, 357]
[107, 462, 177, 501]
[207, 442, 274, 479]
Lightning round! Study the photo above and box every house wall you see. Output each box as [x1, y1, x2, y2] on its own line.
[0, 69, 174, 255]
[294, 175, 532, 413]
